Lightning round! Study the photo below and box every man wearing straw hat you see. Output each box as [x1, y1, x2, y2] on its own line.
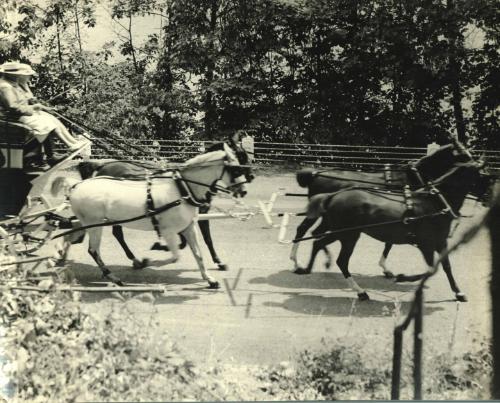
[0, 61, 86, 167]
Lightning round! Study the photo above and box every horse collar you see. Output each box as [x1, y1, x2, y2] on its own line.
[173, 171, 210, 208]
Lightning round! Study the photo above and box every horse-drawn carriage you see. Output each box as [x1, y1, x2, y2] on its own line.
[0, 117, 90, 257]
[0, 117, 255, 291]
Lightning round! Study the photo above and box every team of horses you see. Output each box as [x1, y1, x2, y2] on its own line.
[52, 138, 493, 300]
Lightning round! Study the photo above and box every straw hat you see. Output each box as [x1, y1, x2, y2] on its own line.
[0, 61, 37, 76]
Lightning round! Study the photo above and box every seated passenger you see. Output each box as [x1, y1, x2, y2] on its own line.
[0, 61, 86, 167]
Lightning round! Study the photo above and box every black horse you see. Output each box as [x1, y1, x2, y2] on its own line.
[297, 156, 491, 302]
[76, 143, 253, 271]
[291, 141, 474, 277]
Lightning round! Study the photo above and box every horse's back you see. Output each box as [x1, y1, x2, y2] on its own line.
[68, 177, 192, 232]
[307, 170, 388, 196]
[98, 161, 151, 178]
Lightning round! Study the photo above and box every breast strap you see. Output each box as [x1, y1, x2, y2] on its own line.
[146, 174, 162, 239]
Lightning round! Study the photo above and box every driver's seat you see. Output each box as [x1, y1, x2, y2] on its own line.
[0, 118, 40, 169]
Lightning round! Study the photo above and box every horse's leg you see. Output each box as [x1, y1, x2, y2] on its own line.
[323, 246, 333, 269]
[395, 244, 435, 283]
[112, 225, 150, 270]
[295, 234, 333, 275]
[290, 217, 318, 271]
[181, 221, 219, 289]
[198, 219, 228, 271]
[87, 227, 124, 286]
[151, 234, 187, 251]
[159, 230, 181, 266]
[54, 236, 72, 266]
[336, 234, 369, 301]
[379, 243, 395, 278]
[437, 243, 467, 302]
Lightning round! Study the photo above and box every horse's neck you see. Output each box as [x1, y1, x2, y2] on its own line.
[434, 174, 470, 213]
[180, 166, 221, 202]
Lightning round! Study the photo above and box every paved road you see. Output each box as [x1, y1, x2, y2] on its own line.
[52, 171, 491, 366]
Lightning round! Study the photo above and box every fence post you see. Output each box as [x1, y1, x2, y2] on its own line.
[427, 142, 440, 155]
[413, 288, 424, 399]
[241, 135, 255, 162]
[391, 327, 404, 400]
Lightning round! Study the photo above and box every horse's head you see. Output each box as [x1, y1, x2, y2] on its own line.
[205, 141, 254, 195]
[437, 159, 494, 205]
[412, 140, 476, 185]
[468, 162, 497, 206]
[221, 143, 253, 197]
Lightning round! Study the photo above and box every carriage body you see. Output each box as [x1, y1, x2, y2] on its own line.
[0, 119, 39, 216]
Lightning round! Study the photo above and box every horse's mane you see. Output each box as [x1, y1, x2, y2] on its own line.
[185, 149, 227, 167]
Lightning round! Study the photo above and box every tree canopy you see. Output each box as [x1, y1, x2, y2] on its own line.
[1, 0, 498, 147]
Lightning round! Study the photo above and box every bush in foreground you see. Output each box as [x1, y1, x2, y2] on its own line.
[0, 259, 492, 401]
[258, 339, 492, 400]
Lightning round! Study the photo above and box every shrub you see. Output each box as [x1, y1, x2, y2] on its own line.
[0, 258, 238, 402]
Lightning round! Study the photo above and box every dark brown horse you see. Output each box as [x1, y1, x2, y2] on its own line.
[297, 158, 490, 301]
[291, 142, 473, 277]
[76, 144, 253, 271]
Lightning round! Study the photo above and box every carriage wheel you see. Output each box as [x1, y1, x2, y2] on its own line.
[4, 196, 60, 255]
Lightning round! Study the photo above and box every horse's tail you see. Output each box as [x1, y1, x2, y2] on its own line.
[77, 161, 103, 179]
[306, 193, 332, 219]
[51, 177, 80, 198]
[296, 168, 316, 188]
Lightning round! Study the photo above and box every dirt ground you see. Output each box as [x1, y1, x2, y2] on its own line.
[39, 166, 492, 367]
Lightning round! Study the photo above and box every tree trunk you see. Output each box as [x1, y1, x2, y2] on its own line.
[55, 11, 64, 72]
[491, 184, 500, 398]
[204, 0, 218, 140]
[446, 0, 467, 143]
[128, 14, 139, 74]
[73, 0, 87, 94]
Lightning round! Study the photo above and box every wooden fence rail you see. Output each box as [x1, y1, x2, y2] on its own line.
[85, 139, 500, 172]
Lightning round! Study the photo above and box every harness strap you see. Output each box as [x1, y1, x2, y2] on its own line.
[428, 183, 460, 219]
[409, 162, 426, 186]
[146, 173, 162, 239]
[173, 172, 209, 207]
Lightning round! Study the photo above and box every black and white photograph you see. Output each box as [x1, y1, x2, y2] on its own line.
[0, 0, 499, 401]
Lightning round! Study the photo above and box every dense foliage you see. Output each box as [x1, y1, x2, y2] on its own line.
[0, 0, 498, 147]
[0, 254, 492, 401]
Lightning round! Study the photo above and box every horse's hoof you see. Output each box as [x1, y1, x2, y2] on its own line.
[105, 274, 124, 286]
[55, 258, 66, 267]
[395, 274, 407, 283]
[324, 262, 332, 270]
[218, 264, 229, 271]
[358, 292, 370, 301]
[294, 268, 311, 275]
[151, 242, 169, 251]
[132, 258, 150, 270]
[383, 270, 395, 279]
[208, 281, 220, 289]
[456, 293, 468, 302]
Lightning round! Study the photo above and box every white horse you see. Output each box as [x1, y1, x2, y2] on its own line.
[51, 145, 249, 288]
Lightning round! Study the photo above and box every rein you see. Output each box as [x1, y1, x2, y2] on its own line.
[292, 210, 450, 243]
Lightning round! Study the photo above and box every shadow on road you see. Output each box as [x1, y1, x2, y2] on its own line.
[264, 294, 444, 318]
[250, 270, 416, 293]
[69, 262, 206, 286]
